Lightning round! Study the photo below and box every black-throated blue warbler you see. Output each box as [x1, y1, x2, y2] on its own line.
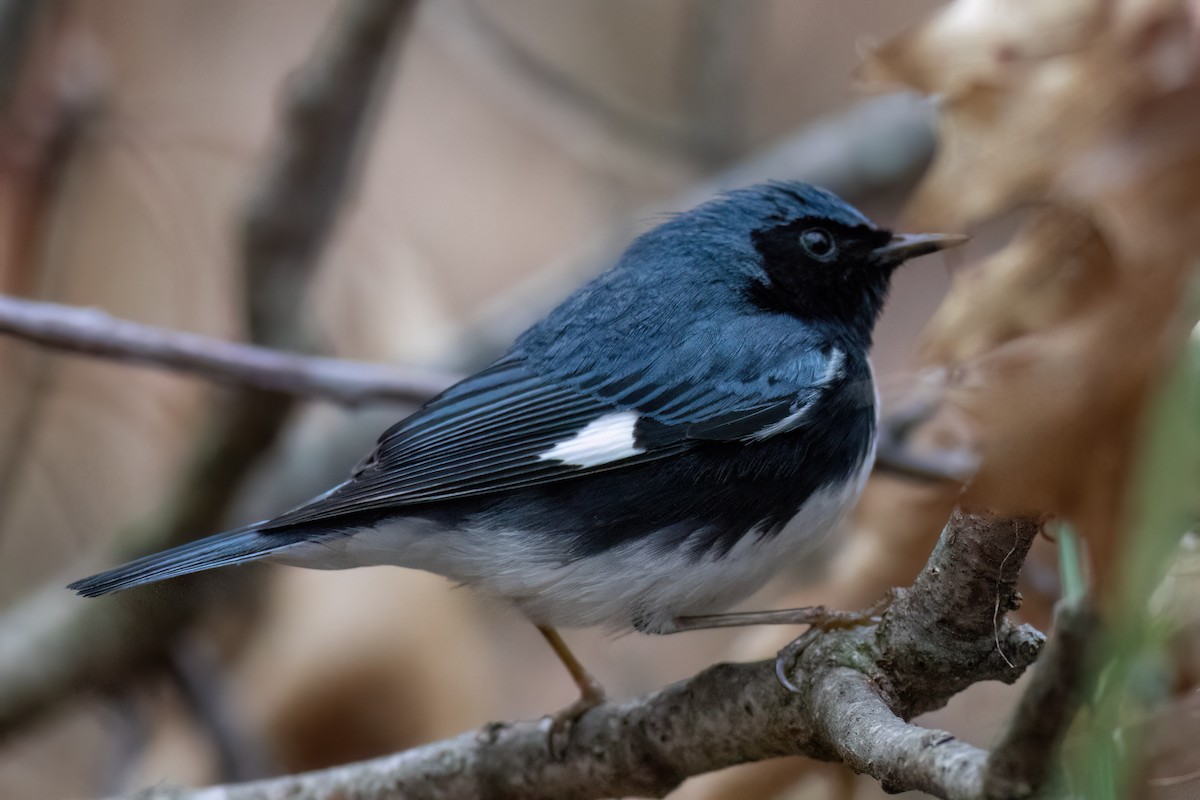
[70, 182, 963, 732]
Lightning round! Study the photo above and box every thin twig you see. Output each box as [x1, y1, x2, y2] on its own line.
[0, 289, 980, 484]
[0, 2, 104, 545]
[873, 433, 978, 483]
[0, 294, 455, 405]
[1, 97, 939, 425]
[872, 387, 978, 483]
[678, 0, 756, 166]
[240, 0, 416, 348]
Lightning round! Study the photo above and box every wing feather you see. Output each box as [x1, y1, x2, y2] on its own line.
[260, 346, 846, 530]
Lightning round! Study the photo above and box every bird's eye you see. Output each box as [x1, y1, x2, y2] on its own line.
[799, 228, 836, 261]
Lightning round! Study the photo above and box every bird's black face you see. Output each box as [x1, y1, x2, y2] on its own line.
[747, 216, 903, 330]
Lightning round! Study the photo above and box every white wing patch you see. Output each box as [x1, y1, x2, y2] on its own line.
[820, 347, 847, 385]
[539, 411, 644, 468]
[747, 347, 846, 441]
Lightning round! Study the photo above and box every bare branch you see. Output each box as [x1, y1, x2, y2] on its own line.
[983, 600, 1098, 797]
[810, 668, 988, 799]
[167, 637, 276, 782]
[874, 421, 978, 483]
[875, 514, 1046, 719]
[869, 384, 978, 484]
[0, 0, 105, 536]
[124, 513, 1059, 800]
[146, 664, 987, 800]
[0, 294, 454, 405]
[678, 0, 757, 166]
[0, 291, 974, 478]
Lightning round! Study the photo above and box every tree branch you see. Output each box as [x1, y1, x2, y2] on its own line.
[239, 0, 416, 348]
[144, 664, 986, 800]
[0, 293, 454, 405]
[125, 513, 1072, 800]
[874, 408, 978, 484]
[983, 600, 1098, 797]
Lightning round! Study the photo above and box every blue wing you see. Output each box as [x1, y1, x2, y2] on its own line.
[260, 337, 846, 530]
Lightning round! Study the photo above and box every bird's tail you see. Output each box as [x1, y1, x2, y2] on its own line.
[67, 526, 311, 597]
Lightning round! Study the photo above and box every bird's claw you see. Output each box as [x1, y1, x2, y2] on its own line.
[542, 683, 606, 760]
[774, 627, 820, 692]
[774, 592, 897, 692]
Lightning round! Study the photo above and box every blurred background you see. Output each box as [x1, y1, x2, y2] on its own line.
[2, 1, 1191, 799]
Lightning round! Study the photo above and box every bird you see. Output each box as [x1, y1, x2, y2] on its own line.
[69, 181, 964, 740]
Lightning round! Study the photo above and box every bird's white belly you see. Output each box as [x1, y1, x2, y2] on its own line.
[275, 443, 875, 633]
[502, 456, 872, 632]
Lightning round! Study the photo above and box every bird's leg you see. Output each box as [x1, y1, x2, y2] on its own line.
[671, 593, 897, 693]
[536, 625, 606, 758]
[671, 603, 883, 632]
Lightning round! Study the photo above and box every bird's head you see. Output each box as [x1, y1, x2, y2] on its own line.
[677, 182, 966, 340]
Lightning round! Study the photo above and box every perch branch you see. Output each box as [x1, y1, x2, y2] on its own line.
[126, 513, 1074, 800]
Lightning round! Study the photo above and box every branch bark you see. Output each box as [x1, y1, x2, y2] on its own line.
[983, 601, 1098, 797]
[0, 293, 454, 405]
[125, 513, 1071, 800]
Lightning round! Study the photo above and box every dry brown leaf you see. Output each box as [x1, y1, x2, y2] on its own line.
[920, 208, 1119, 363]
[859, 0, 1200, 589]
[859, 0, 1105, 98]
[866, 1, 1200, 230]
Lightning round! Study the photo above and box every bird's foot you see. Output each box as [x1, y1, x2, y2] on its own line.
[534, 625, 607, 759]
[781, 595, 893, 631]
[774, 628, 822, 692]
[773, 592, 897, 692]
[541, 678, 606, 760]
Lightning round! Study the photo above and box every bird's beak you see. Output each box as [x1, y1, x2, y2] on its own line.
[872, 232, 969, 266]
